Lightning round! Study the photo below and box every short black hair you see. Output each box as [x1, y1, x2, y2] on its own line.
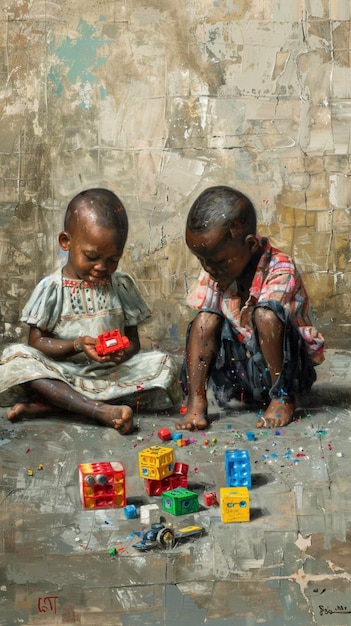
[187, 186, 257, 239]
[64, 188, 128, 238]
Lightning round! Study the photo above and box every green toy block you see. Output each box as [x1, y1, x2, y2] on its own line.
[161, 487, 199, 516]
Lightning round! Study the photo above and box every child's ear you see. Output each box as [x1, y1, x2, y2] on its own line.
[58, 231, 71, 251]
[245, 234, 259, 251]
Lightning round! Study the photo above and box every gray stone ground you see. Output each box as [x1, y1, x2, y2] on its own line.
[1, 348, 351, 626]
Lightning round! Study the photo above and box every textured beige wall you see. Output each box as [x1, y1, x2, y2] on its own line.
[0, 0, 350, 347]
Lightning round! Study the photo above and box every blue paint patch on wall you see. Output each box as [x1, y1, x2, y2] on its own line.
[48, 18, 112, 107]
[99, 85, 109, 100]
[168, 324, 179, 339]
[0, 204, 17, 227]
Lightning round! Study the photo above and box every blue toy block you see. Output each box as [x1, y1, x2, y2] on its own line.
[124, 504, 138, 519]
[225, 450, 251, 489]
[246, 431, 256, 441]
[171, 432, 182, 441]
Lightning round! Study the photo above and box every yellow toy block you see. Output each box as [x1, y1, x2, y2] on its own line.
[138, 445, 174, 480]
[220, 487, 250, 523]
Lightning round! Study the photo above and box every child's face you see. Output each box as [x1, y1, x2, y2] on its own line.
[59, 219, 125, 284]
[186, 226, 258, 291]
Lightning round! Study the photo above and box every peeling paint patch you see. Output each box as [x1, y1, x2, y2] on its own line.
[48, 18, 112, 108]
[161, 153, 206, 195]
[295, 532, 312, 551]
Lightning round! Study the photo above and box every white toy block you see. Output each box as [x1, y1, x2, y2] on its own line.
[140, 503, 160, 525]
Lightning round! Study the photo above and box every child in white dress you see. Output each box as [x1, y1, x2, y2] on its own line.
[0, 188, 179, 434]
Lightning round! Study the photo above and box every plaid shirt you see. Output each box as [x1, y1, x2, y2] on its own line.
[187, 237, 324, 364]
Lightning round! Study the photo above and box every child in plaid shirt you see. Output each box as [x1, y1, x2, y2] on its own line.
[176, 185, 324, 431]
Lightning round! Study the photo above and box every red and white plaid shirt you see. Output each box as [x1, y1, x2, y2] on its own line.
[187, 237, 324, 364]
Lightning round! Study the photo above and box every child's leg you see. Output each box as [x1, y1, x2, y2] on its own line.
[254, 306, 296, 428]
[176, 311, 222, 431]
[7, 379, 133, 434]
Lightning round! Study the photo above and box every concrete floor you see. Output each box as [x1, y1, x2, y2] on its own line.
[1, 348, 351, 626]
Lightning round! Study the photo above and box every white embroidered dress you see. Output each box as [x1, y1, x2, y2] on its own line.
[0, 269, 179, 410]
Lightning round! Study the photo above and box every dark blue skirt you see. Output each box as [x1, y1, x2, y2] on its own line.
[181, 300, 316, 405]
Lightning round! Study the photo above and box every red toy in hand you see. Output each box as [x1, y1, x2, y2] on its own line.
[95, 330, 130, 356]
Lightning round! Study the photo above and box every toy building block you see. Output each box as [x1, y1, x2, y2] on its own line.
[95, 329, 130, 356]
[138, 446, 174, 481]
[158, 427, 172, 441]
[204, 491, 218, 507]
[170, 474, 188, 489]
[78, 461, 126, 509]
[144, 472, 188, 496]
[171, 432, 182, 442]
[225, 449, 251, 489]
[246, 431, 256, 441]
[140, 504, 160, 525]
[144, 461, 189, 496]
[161, 487, 199, 516]
[145, 477, 171, 496]
[220, 487, 250, 523]
[177, 438, 189, 447]
[108, 547, 118, 557]
[173, 462, 189, 477]
[124, 504, 138, 519]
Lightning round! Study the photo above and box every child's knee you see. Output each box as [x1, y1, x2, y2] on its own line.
[193, 311, 222, 336]
[254, 306, 284, 335]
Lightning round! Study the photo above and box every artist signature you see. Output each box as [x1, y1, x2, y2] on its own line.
[319, 605, 351, 616]
[38, 596, 58, 614]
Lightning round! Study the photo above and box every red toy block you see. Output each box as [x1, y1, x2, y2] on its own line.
[78, 461, 126, 509]
[95, 330, 130, 356]
[170, 474, 188, 489]
[158, 427, 172, 441]
[144, 473, 188, 496]
[145, 477, 171, 496]
[204, 491, 218, 507]
[173, 462, 189, 476]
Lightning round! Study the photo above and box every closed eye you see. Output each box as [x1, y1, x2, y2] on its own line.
[197, 256, 227, 269]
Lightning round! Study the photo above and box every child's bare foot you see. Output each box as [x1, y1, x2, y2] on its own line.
[175, 412, 209, 431]
[175, 398, 208, 431]
[256, 398, 295, 429]
[7, 401, 53, 421]
[95, 404, 133, 435]
[7, 400, 133, 435]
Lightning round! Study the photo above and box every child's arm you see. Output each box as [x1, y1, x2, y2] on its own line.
[28, 326, 107, 362]
[28, 325, 141, 363]
[28, 326, 80, 358]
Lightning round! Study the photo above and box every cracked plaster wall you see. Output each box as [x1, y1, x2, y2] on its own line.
[0, 0, 350, 347]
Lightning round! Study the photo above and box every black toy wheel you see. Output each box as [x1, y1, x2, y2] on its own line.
[156, 527, 175, 549]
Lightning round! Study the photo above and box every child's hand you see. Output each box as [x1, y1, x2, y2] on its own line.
[76, 336, 109, 362]
[80, 337, 130, 364]
[108, 350, 129, 365]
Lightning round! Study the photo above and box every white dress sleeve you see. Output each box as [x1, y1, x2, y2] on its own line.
[20, 270, 63, 333]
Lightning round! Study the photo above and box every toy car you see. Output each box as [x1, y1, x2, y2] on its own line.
[132, 522, 204, 551]
[95, 330, 130, 356]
